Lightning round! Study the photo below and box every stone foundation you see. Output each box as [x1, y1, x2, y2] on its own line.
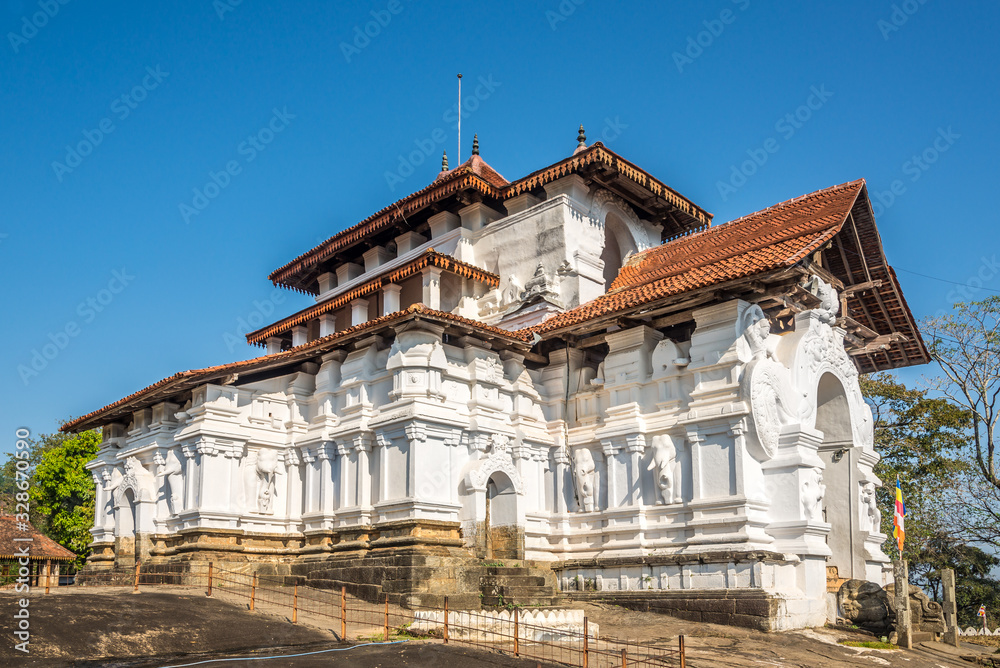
[551, 551, 827, 631]
[564, 589, 788, 631]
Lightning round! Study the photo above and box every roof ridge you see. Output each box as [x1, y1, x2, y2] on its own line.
[717, 178, 865, 230]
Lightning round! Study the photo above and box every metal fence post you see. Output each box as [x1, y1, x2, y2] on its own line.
[207, 562, 213, 597]
[444, 596, 449, 644]
[679, 634, 686, 668]
[293, 584, 298, 624]
[384, 594, 390, 640]
[133, 561, 140, 593]
[514, 611, 519, 656]
[583, 617, 589, 668]
[340, 586, 347, 640]
[250, 573, 257, 611]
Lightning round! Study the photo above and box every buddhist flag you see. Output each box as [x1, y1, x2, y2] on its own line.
[893, 476, 905, 553]
[979, 605, 987, 617]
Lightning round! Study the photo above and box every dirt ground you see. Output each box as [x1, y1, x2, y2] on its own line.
[0, 587, 996, 667]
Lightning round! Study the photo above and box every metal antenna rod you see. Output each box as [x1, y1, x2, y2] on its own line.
[457, 73, 462, 163]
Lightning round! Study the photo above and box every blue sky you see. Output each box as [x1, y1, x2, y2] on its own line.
[2, 0, 997, 450]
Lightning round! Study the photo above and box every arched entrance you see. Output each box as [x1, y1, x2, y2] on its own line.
[601, 211, 639, 289]
[115, 488, 138, 566]
[815, 372, 863, 579]
[485, 472, 521, 560]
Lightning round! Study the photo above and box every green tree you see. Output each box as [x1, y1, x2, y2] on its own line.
[861, 372, 969, 557]
[862, 373, 1000, 623]
[0, 427, 100, 568]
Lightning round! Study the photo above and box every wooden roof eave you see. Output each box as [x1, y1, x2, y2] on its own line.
[63, 307, 531, 433]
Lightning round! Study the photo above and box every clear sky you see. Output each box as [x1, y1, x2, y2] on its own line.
[2, 0, 997, 451]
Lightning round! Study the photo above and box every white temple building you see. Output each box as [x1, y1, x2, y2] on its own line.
[66, 130, 928, 630]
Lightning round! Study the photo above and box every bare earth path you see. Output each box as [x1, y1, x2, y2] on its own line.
[0, 588, 995, 667]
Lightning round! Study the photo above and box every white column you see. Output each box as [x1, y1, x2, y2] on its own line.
[383, 284, 402, 315]
[603, 442, 620, 509]
[317, 272, 336, 294]
[627, 435, 645, 506]
[319, 445, 335, 515]
[292, 325, 308, 347]
[422, 267, 442, 310]
[182, 445, 199, 511]
[266, 337, 282, 354]
[350, 299, 369, 326]
[92, 474, 105, 530]
[320, 313, 337, 337]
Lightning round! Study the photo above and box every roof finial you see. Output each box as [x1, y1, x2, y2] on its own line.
[577, 124, 587, 148]
[472, 133, 479, 156]
[441, 151, 449, 172]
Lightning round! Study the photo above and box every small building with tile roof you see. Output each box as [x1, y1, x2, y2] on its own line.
[64, 130, 926, 630]
[0, 516, 75, 588]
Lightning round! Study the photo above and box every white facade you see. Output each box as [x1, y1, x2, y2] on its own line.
[81, 156, 900, 631]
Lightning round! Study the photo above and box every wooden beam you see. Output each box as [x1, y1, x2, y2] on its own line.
[841, 279, 883, 296]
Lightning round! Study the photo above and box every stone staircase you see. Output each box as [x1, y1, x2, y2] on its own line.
[479, 564, 562, 608]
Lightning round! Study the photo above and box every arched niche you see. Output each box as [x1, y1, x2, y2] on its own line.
[485, 471, 522, 560]
[815, 372, 865, 580]
[590, 190, 651, 291]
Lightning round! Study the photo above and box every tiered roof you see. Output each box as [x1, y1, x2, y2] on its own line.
[269, 142, 713, 294]
[246, 250, 500, 346]
[62, 305, 532, 432]
[61, 142, 929, 434]
[529, 179, 928, 373]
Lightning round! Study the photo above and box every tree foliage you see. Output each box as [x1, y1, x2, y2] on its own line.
[862, 373, 1000, 624]
[924, 297, 1000, 494]
[0, 428, 100, 569]
[861, 372, 969, 556]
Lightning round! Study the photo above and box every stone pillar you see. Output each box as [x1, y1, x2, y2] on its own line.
[350, 299, 369, 327]
[941, 568, 959, 647]
[553, 448, 570, 514]
[292, 325, 308, 347]
[319, 444, 335, 515]
[266, 337, 282, 354]
[893, 559, 912, 649]
[182, 445, 199, 512]
[422, 266, 442, 310]
[626, 434, 645, 506]
[383, 283, 401, 315]
[301, 450, 317, 514]
[602, 441, 620, 508]
[91, 474, 105, 530]
[355, 435, 373, 518]
[319, 313, 337, 337]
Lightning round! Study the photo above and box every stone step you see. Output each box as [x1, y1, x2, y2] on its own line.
[481, 596, 564, 608]
[484, 575, 548, 587]
[486, 566, 534, 576]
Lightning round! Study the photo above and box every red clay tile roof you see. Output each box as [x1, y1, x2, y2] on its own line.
[435, 154, 509, 188]
[246, 250, 500, 346]
[0, 517, 75, 561]
[62, 305, 531, 433]
[270, 143, 713, 293]
[530, 180, 866, 336]
[269, 168, 504, 291]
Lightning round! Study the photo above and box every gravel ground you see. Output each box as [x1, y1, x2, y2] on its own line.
[1, 587, 996, 667]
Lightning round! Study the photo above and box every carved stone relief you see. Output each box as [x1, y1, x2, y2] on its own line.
[650, 434, 680, 505]
[573, 447, 597, 512]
